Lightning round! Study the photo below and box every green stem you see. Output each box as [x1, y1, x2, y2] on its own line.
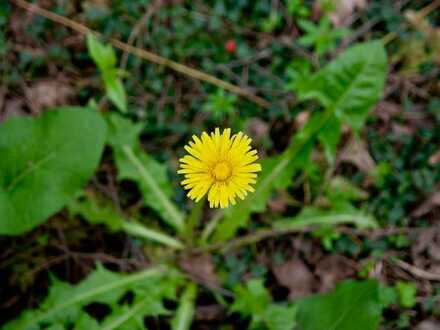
[171, 283, 197, 330]
[201, 210, 224, 243]
[122, 221, 184, 250]
[122, 145, 184, 233]
[184, 198, 205, 243]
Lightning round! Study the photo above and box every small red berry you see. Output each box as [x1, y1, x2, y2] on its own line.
[225, 39, 237, 53]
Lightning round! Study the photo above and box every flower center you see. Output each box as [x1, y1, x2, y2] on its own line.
[213, 161, 232, 181]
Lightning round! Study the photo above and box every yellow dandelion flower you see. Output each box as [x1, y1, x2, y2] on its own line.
[178, 128, 262, 208]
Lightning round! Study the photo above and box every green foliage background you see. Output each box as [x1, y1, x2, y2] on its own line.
[0, 0, 439, 329]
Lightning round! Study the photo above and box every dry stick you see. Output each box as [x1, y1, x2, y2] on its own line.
[393, 259, 440, 282]
[11, 0, 271, 109]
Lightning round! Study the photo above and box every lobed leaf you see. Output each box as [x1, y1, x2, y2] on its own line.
[106, 113, 184, 232]
[4, 265, 183, 330]
[297, 41, 388, 130]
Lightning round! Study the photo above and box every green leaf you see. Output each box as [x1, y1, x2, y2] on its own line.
[68, 192, 124, 232]
[122, 146, 184, 232]
[296, 280, 383, 330]
[103, 70, 127, 113]
[106, 113, 184, 232]
[68, 192, 184, 249]
[231, 279, 297, 330]
[265, 304, 297, 330]
[318, 114, 341, 162]
[0, 107, 106, 235]
[297, 41, 387, 130]
[212, 109, 333, 241]
[4, 264, 182, 330]
[396, 281, 417, 308]
[212, 43, 387, 241]
[231, 279, 272, 324]
[171, 283, 198, 330]
[326, 176, 369, 202]
[86, 34, 116, 71]
[274, 203, 378, 230]
[87, 34, 127, 113]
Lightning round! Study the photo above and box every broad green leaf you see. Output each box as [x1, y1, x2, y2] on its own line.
[87, 34, 127, 113]
[274, 203, 378, 230]
[171, 283, 198, 330]
[297, 41, 387, 130]
[4, 264, 182, 330]
[106, 113, 184, 232]
[213, 109, 332, 241]
[231, 279, 296, 330]
[265, 304, 297, 330]
[296, 280, 383, 330]
[0, 107, 106, 235]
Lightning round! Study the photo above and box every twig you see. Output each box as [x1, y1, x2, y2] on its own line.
[393, 259, 440, 282]
[11, 0, 271, 109]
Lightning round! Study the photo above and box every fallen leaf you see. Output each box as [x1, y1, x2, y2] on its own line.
[195, 305, 225, 321]
[338, 137, 376, 173]
[25, 80, 74, 114]
[247, 117, 269, 140]
[330, 0, 367, 27]
[268, 194, 288, 213]
[315, 255, 356, 292]
[429, 149, 440, 165]
[416, 320, 440, 330]
[272, 258, 314, 299]
[179, 254, 220, 288]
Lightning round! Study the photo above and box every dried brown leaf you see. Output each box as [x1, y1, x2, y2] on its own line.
[416, 320, 440, 330]
[179, 253, 220, 288]
[272, 258, 314, 299]
[330, 0, 367, 27]
[315, 255, 356, 292]
[429, 149, 440, 165]
[25, 80, 74, 114]
[338, 137, 376, 173]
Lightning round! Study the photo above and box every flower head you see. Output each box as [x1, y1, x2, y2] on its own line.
[178, 128, 262, 208]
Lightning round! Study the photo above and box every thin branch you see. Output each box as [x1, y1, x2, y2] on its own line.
[393, 259, 440, 282]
